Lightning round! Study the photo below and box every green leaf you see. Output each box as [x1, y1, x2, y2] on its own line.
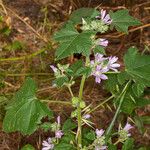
[132, 83, 145, 97]
[62, 119, 77, 132]
[84, 130, 95, 141]
[3, 78, 53, 135]
[105, 74, 120, 94]
[117, 71, 130, 85]
[136, 98, 150, 107]
[93, 46, 105, 55]
[54, 76, 69, 87]
[108, 144, 117, 150]
[134, 115, 145, 134]
[67, 60, 84, 77]
[21, 144, 35, 150]
[122, 138, 134, 150]
[110, 9, 141, 33]
[40, 122, 51, 132]
[54, 23, 95, 60]
[140, 116, 150, 125]
[124, 47, 150, 86]
[55, 143, 75, 150]
[60, 133, 75, 143]
[70, 8, 99, 24]
[121, 95, 136, 114]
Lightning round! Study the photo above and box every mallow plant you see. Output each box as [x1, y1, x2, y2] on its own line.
[2, 8, 150, 150]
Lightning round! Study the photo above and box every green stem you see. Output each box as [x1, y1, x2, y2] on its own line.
[105, 81, 131, 138]
[77, 57, 89, 150]
[41, 100, 71, 105]
[67, 85, 74, 97]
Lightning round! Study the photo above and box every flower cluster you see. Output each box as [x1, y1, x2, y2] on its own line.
[93, 129, 107, 150]
[81, 9, 112, 33]
[42, 116, 63, 150]
[90, 53, 120, 83]
[118, 122, 133, 142]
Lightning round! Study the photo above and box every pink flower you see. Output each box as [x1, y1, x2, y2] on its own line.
[92, 65, 108, 83]
[83, 114, 91, 119]
[55, 130, 63, 139]
[100, 9, 112, 25]
[95, 53, 108, 62]
[96, 129, 105, 137]
[97, 38, 109, 47]
[57, 116, 60, 125]
[95, 54, 108, 63]
[107, 56, 120, 72]
[123, 122, 133, 136]
[50, 65, 58, 73]
[42, 138, 54, 150]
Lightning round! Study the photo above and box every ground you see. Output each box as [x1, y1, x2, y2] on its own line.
[0, 0, 150, 149]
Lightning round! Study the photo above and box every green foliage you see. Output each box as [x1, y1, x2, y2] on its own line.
[140, 116, 150, 125]
[62, 119, 77, 132]
[124, 47, 150, 87]
[70, 8, 99, 24]
[122, 138, 134, 150]
[110, 9, 141, 33]
[67, 60, 91, 77]
[93, 45, 105, 55]
[21, 144, 35, 150]
[55, 143, 75, 150]
[54, 22, 95, 60]
[84, 130, 95, 141]
[134, 115, 145, 134]
[108, 144, 117, 150]
[104, 74, 120, 95]
[40, 122, 51, 132]
[55, 133, 75, 150]
[132, 83, 145, 97]
[3, 78, 53, 135]
[121, 95, 136, 114]
[54, 76, 69, 87]
[0, 26, 11, 36]
[4, 40, 25, 51]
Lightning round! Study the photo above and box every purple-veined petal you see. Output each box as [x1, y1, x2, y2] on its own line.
[57, 116, 60, 125]
[101, 9, 106, 20]
[55, 130, 63, 139]
[50, 65, 58, 73]
[124, 123, 133, 131]
[95, 76, 101, 83]
[111, 63, 120, 68]
[100, 74, 108, 80]
[109, 56, 118, 64]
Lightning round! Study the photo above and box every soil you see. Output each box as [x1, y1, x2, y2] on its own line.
[0, 0, 150, 149]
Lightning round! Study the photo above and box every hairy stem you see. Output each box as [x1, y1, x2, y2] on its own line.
[77, 57, 89, 150]
[105, 81, 131, 138]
